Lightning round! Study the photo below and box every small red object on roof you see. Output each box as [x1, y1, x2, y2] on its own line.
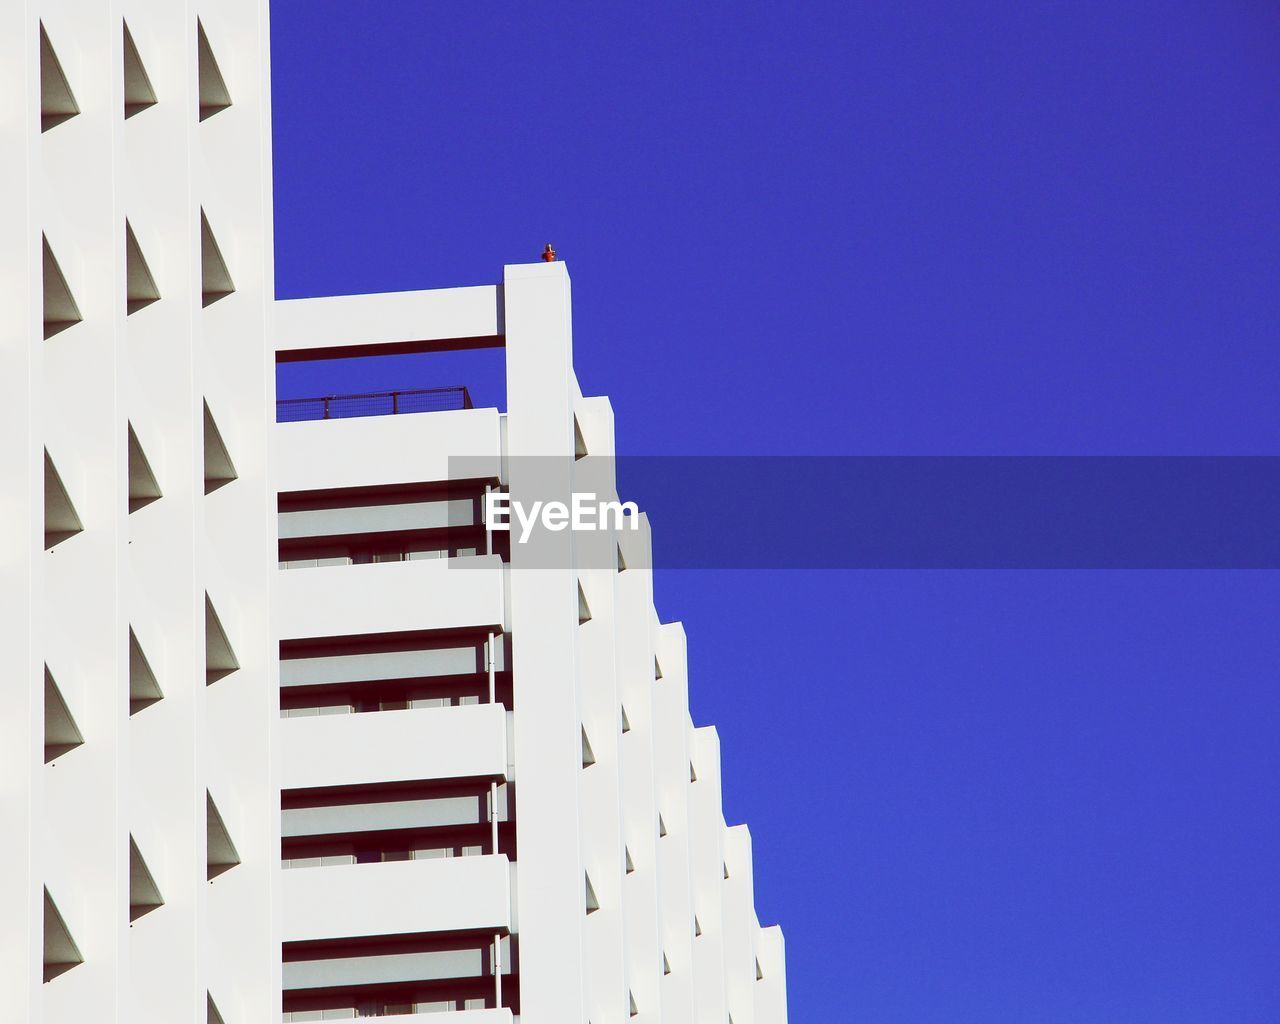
[541, 243, 557, 262]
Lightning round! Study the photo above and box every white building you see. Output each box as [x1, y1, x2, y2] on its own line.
[2, 7, 786, 1024]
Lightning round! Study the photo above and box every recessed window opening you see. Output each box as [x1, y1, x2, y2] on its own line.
[277, 481, 503, 566]
[279, 629, 510, 713]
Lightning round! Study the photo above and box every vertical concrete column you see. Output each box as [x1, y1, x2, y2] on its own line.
[503, 260, 587, 1022]
[0, 6, 41, 1020]
[39, 2, 130, 1018]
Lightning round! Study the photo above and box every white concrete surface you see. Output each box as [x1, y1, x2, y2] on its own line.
[281, 704, 508, 790]
[276, 556, 505, 640]
[282, 856, 511, 942]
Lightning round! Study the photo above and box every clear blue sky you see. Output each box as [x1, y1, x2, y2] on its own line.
[270, 3, 1280, 1019]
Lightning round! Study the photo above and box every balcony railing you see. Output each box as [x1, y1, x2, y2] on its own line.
[277, 386, 474, 423]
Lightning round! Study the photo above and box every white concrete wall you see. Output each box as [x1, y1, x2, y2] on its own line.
[1, 3, 278, 1022]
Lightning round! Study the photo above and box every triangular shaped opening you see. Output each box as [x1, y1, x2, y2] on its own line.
[208, 994, 227, 1024]
[658, 814, 668, 838]
[755, 957, 764, 981]
[689, 761, 698, 783]
[127, 423, 162, 512]
[584, 873, 600, 915]
[43, 888, 83, 981]
[573, 415, 588, 460]
[129, 836, 164, 920]
[203, 401, 237, 493]
[654, 657, 663, 681]
[663, 952, 672, 976]
[581, 726, 596, 769]
[40, 24, 79, 131]
[205, 595, 239, 683]
[577, 581, 591, 625]
[207, 792, 241, 879]
[200, 209, 235, 306]
[43, 236, 81, 339]
[723, 861, 730, 880]
[621, 705, 631, 734]
[129, 627, 163, 714]
[629, 990, 638, 1017]
[44, 666, 84, 763]
[694, 915, 703, 937]
[197, 20, 231, 120]
[44, 449, 83, 549]
[616, 543, 627, 573]
[625, 847, 635, 874]
[123, 22, 157, 118]
[125, 222, 160, 313]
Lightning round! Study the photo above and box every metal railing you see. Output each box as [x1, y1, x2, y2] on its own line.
[276, 386, 474, 423]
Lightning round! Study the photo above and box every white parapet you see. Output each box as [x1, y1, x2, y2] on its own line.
[277, 407, 502, 494]
[276, 286, 503, 360]
[282, 855, 512, 943]
[277, 556, 505, 640]
[281, 704, 509, 790]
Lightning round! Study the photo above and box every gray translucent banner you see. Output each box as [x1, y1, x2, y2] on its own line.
[448, 456, 1280, 569]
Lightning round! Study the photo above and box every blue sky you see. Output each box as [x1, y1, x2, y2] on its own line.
[271, 2, 1280, 1019]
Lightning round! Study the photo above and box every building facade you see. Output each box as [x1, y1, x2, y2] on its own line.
[2, 7, 786, 1024]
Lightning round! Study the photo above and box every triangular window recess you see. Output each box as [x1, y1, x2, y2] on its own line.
[123, 23, 157, 118]
[207, 792, 241, 879]
[694, 915, 703, 937]
[204, 401, 237, 493]
[127, 424, 162, 512]
[624, 847, 635, 874]
[197, 20, 231, 120]
[577, 581, 591, 625]
[205, 594, 239, 683]
[658, 814, 668, 838]
[207, 994, 226, 1024]
[689, 761, 698, 783]
[723, 861, 730, 880]
[573, 415, 588, 460]
[581, 726, 596, 769]
[45, 666, 84, 763]
[40, 24, 79, 131]
[200, 209, 235, 306]
[44, 449, 83, 549]
[129, 836, 164, 920]
[616, 543, 627, 573]
[43, 236, 81, 339]
[125, 222, 160, 313]
[620, 705, 631, 734]
[43, 887, 83, 982]
[663, 952, 672, 976]
[629, 991, 639, 1017]
[654, 657, 663, 681]
[755, 957, 764, 981]
[129, 627, 163, 714]
[584, 873, 600, 915]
